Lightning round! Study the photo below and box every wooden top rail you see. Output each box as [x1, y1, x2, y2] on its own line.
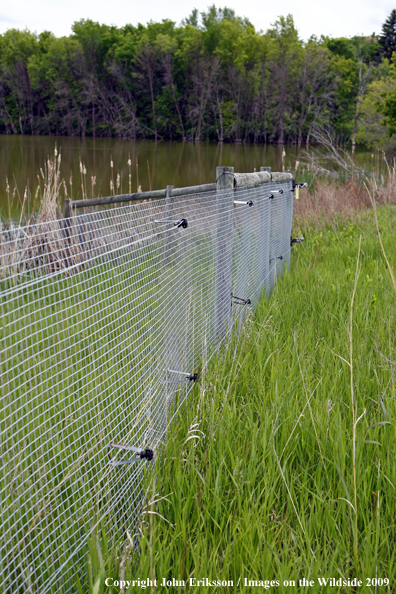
[64, 183, 217, 216]
[65, 189, 166, 216]
[233, 171, 293, 188]
[64, 169, 293, 217]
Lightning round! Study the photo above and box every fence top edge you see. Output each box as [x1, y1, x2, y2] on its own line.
[67, 189, 166, 210]
[65, 172, 292, 213]
[234, 171, 293, 187]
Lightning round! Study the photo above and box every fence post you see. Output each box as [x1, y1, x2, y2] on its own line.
[64, 198, 72, 219]
[283, 171, 295, 272]
[63, 198, 73, 266]
[259, 167, 271, 296]
[164, 185, 174, 266]
[215, 166, 234, 340]
[162, 184, 176, 432]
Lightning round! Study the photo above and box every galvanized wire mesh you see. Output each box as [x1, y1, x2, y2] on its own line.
[0, 178, 293, 592]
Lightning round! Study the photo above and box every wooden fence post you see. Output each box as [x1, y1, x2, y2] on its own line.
[215, 166, 234, 340]
[63, 198, 73, 265]
[259, 167, 272, 295]
[164, 185, 174, 266]
[284, 171, 295, 271]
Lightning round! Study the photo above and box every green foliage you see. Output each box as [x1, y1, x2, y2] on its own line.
[0, 28, 38, 65]
[379, 9, 396, 60]
[357, 76, 396, 148]
[0, 8, 391, 144]
[182, 8, 199, 29]
[326, 37, 357, 60]
[368, 56, 396, 138]
[379, 91, 396, 137]
[329, 54, 358, 136]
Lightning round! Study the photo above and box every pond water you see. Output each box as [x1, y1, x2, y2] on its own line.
[0, 135, 387, 218]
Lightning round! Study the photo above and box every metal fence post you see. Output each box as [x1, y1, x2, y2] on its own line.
[215, 166, 234, 340]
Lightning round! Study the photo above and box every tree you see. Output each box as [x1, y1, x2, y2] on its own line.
[357, 75, 396, 148]
[326, 38, 358, 141]
[350, 40, 378, 153]
[0, 29, 38, 133]
[267, 15, 303, 144]
[28, 34, 83, 135]
[0, 8, 392, 144]
[379, 9, 396, 59]
[296, 42, 335, 145]
[380, 92, 396, 136]
[368, 58, 396, 139]
[182, 9, 199, 28]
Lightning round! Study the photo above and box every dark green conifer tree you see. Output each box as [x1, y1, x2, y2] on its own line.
[379, 9, 396, 59]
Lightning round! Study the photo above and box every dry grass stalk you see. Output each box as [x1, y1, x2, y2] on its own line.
[364, 181, 396, 295]
[294, 173, 396, 224]
[0, 149, 82, 282]
[0, 149, 159, 284]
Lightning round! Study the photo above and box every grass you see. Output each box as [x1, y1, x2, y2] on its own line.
[3, 146, 396, 592]
[90, 205, 396, 593]
[293, 154, 396, 224]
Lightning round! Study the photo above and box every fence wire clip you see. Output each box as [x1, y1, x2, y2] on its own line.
[270, 256, 283, 262]
[234, 200, 253, 207]
[165, 369, 198, 384]
[231, 294, 251, 306]
[292, 183, 308, 200]
[154, 218, 188, 228]
[108, 443, 154, 466]
[292, 183, 308, 191]
[291, 236, 305, 245]
[268, 191, 284, 199]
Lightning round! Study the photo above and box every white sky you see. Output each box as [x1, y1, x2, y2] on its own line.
[0, 0, 393, 41]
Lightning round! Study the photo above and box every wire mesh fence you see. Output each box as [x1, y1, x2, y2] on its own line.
[0, 169, 294, 592]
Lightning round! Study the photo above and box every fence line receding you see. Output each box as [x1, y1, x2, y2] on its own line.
[0, 166, 294, 593]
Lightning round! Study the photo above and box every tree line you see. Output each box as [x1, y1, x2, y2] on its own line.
[1, 6, 396, 146]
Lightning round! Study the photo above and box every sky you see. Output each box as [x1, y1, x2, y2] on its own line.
[0, 0, 394, 41]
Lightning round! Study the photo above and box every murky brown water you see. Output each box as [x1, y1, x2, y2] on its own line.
[0, 135, 385, 218]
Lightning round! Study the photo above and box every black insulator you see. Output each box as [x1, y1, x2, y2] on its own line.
[290, 237, 305, 245]
[140, 448, 154, 461]
[231, 295, 251, 306]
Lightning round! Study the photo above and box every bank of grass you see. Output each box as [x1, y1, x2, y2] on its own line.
[92, 205, 396, 593]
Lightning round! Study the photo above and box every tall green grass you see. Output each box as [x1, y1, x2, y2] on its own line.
[91, 205, 396, 593]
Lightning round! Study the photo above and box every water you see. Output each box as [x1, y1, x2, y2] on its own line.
[0, 135, 386, 217]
